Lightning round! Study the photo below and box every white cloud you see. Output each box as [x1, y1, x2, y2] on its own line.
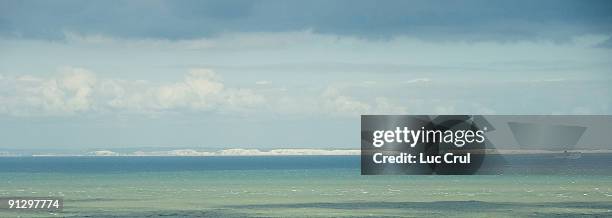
[255, 80, 271, 85]
[0, 67, 265, 116]
[150, 69, 225, 110]
[372, 97, 408, 114]
[0, 67, 412, 117]
[321, 87, 371, 116]
[319, 86, 409, 116]
[0, 67, 98, 116]
[224, 89, 266, 109]
[58, 67, 97, 111]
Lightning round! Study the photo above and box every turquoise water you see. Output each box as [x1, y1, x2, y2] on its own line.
[1, 155, 611, 217]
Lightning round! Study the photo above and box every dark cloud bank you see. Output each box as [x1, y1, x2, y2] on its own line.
[1, 0, 611, 42]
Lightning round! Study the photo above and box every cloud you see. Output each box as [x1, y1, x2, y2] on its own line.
[2, 0, 611, 42]
[1, 66, 412, 117]
[2, 66, 411, 117]
[0, 67, 265, 116]
[151, 69, 225, 110]
[255, 80, 270, 85]
[320, 87, 408, 116]
[321, 88, 372, 116]
[0, 67, 97, 116]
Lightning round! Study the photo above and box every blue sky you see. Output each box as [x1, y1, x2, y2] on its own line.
[0, 0, 611, 149]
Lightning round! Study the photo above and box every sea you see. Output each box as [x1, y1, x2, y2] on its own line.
[1, 154, 611, 217]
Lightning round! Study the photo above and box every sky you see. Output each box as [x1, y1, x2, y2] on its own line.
[0, 0, 611, 150]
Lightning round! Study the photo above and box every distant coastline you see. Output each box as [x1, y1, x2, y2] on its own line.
[1, 148, 612, 157]
[0, 148, 361, 157]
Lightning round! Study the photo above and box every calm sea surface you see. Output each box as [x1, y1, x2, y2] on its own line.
[1, 155, 611, 217]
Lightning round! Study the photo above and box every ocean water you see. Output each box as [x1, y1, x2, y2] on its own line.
[0, 155, 611, 217]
